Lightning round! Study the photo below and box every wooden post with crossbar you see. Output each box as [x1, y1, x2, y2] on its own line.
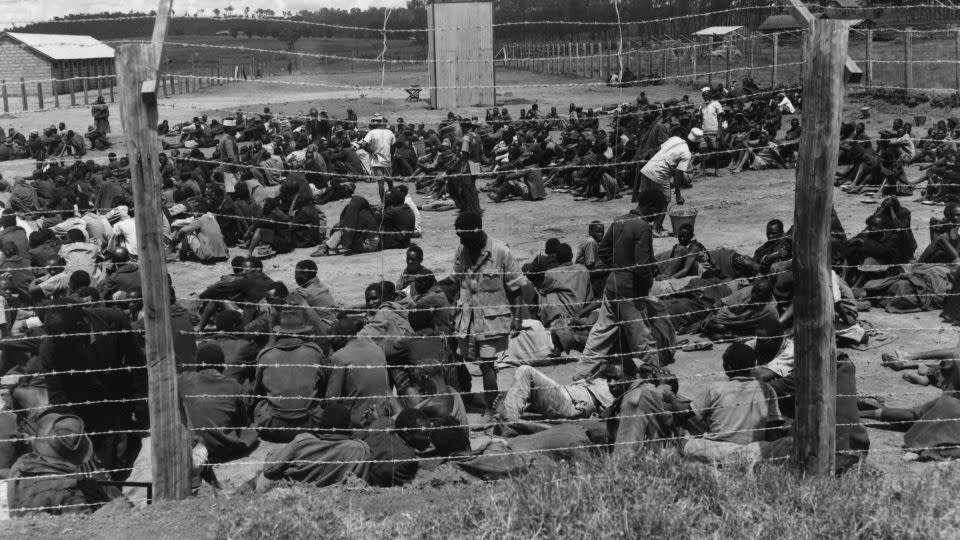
[114, 0, 191, 500]
[791, 18, 850, 477]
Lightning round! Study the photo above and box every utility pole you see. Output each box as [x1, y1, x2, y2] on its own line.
[114, 0, 192, 500]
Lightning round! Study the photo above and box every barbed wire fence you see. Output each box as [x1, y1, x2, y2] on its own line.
[2, 0, 960, 517]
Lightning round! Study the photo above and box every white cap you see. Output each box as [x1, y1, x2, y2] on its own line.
[701, 87, 711, 94]
[688, 127, 704, 142]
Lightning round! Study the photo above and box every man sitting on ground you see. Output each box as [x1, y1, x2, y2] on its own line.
[178, 343, 259, 463]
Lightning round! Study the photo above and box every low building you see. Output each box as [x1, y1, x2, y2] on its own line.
[0, 32, 115, 95]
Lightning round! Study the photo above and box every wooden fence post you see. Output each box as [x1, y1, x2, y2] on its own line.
[904, 27, 913, 90]
[82, 77, 89, 105]
[586, 42, 592, 78]
[772, 33, 779, 87]
[53, 83, 59, 108]
[662, 47, 668, 78]
[955, 29, 960, 90]
[169, 75, 176, 95]
[110, 79, 115, 103]
[865, 29, 873, 85]
[19, 78, 27, 110]
[115, 24, 192, 506]
[582, 42, 588, 77]
[725, 36, 732, 88]
[598, 42, 604, 79]
[1, 80, 7, 113]
[793, 18, 849, 478]
[69, 82, 76, 106]
[691, 46, 698, 84]
[36, 83, 44, 109]
[708, 44, 714, 85]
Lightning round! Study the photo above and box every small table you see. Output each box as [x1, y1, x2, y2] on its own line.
[405, 85, 422, 102]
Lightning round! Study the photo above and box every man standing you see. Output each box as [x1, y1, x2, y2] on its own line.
[362, 115, 396, 203]
[638, 127, 699, 235]
[575, 196, 662, 380]
[452, 211, 525, 427]
[91, 95, 110, 134]
[699, 87, 722, 177]
[218, 119, 240, 166]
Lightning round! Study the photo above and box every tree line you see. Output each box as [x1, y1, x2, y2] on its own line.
[9, 0, 949, 49]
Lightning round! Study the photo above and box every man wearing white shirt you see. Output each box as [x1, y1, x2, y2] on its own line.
[638, 128, 700, 234]
[699, 88, 723, 177]
[108, 206, 138, 258]
[777, 93, 796, 114]
[362, 115, 396, 203]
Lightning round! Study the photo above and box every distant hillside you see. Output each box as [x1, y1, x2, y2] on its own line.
[8, 2, 959, 44]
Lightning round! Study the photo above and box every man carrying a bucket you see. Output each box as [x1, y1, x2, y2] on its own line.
[638, 126, 699, 236]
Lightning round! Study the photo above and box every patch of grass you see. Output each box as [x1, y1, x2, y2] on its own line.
[214, 487, 351, 540]
[215, 452, 960, 538]
[375, 451, 960, 539]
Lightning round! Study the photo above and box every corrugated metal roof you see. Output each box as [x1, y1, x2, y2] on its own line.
[2, 32, 114, 61]
[693, 26, 745, 36]
[756, 14, 821, 31]
[829, 0, 863, 8]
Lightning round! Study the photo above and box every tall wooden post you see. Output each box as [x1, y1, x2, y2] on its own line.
[955, 29, 960, 91]
[793, 19, 849, 478]
[2, 80, 8, 113]
[114, 0, 191, 501]
[725, 36, 732, 87]
[53, 84, 59, 108]
[82, 77, 89, 105]
[19, 78, 27, 110]
[904, 27, 913, 89]
[587, 42, 593, 78]
[772, 33, 779, 87]
[597, 42, 603, 78]
[70, 82, 76, 106]
[691, 46, 697, 84]
[708, 44, 714, 85]
[865, 29, 873, 85]
[36, 83, 44, 109]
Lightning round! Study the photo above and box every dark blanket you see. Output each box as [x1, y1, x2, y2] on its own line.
[863, 264, 952, 313]
[336, 196, 379, 252]
[904, 394, 960, 460]
[263, 433, 371, 486]
[661, 278, 733, 334]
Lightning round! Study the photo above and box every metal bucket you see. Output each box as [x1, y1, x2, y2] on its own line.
[669, 206, 698, 234]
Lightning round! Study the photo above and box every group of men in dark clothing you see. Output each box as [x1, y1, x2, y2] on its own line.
[21, 80, 960, 517]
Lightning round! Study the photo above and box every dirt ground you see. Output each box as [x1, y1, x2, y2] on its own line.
[0, 65, 954, 538]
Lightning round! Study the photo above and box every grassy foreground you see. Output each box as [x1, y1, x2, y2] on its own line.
[214, 450, 960, 539]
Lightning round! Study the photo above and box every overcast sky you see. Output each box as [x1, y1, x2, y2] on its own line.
[0, 0, 407, 29]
